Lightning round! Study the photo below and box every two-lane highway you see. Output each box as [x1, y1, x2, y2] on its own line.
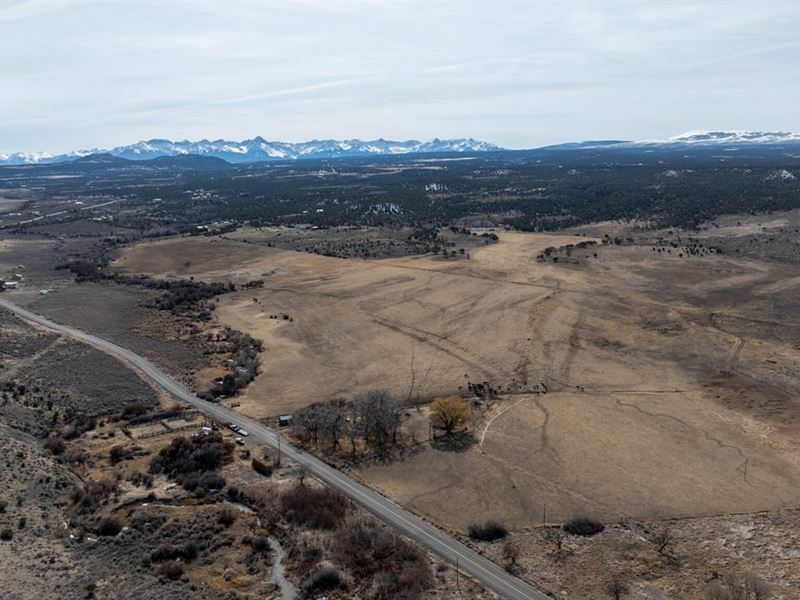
[0, 296, 551, 600]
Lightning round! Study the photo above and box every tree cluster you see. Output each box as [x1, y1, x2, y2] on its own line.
[292, 390, 403, 454]
[331, 518, 432, 599]
[55, 259, 236, 313]
[149, 432, 233, 494]
[280, 485, 349, 530]
[201, 329, 262, 400]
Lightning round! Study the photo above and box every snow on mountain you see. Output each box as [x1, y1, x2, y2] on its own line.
[6, 131, 799, 166]
[542, 131, 800, 152]
[0, 137, 502, 165]
[414, 137, 499, 153]
[0, 151, 56, 165]
[639, 130, 800, 146]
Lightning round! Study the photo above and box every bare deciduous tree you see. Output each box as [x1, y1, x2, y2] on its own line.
[294, 463, 310, 486]
[355, 390, 402, 449]
[544, 527, 565, 556]
[292, 402, 324, 446]
[318, 399, 346, 451]
[344, 409, 362, 456]
[502, 540, 519, 572]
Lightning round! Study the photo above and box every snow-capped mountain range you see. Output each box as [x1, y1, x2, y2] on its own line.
[3, 131, 799, 166]
[0, 137, 502, 165]
[545, 130, 800, 150]
[642, 130, 800, 145]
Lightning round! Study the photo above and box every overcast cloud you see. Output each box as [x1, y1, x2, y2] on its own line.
[1, 0, 799, 153]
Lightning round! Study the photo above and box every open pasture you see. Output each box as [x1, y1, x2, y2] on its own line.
[115, 229, 800, 523]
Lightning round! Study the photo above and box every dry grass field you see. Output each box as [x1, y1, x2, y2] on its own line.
[113, 226, 800, 532]
[114, 232, 590, 415]
[0, 196, 26, 214]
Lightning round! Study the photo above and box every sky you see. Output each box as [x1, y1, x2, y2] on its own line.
[1, 0, 800, 154]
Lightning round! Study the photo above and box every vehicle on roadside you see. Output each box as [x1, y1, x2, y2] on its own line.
[234, 437, 245, 445]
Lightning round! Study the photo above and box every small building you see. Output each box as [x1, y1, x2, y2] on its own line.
[278, 415, 293, 428]
[3, 281, 18, 290]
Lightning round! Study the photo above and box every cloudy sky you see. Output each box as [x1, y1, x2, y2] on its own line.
[1, 0, 799, 154]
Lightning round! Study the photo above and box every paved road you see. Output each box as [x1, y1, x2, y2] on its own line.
[0, 296, 551, 600]
[2, 198, 120, 228]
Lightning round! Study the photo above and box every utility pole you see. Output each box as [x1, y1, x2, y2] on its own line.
[456, 557, 464, 600]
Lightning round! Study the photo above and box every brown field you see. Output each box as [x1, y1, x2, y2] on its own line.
[114, 228, 800, 531]
[0, 235, 96, 292]
[0, 196, 26, 214]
